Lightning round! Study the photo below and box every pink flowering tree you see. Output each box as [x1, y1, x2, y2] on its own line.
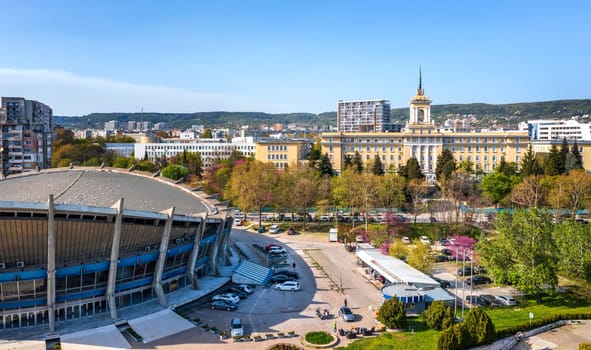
[448, 235, 477, 261]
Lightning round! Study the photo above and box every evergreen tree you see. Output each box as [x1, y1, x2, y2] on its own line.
[423, 301, 454, 331]
[343, 154, 353, 170]
[571, 141, 583, 170]
[352, 151, 363, 173]
[463, 308, 496, 347]
[559, 137, 569, 174]
[520, 144, 543, 177]
[377, 297, 407, 329]
[406, 157, 424, 180]
[435, 149, 455, 180]
[544, 144, 561, 176]
[372, 154, 385, 176]
[318, 153, 334, 177]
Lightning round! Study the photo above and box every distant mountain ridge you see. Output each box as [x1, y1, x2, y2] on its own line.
[54, 99, 591, 130]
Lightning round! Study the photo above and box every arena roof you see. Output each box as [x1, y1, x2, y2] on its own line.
[0, 169, 209, 215]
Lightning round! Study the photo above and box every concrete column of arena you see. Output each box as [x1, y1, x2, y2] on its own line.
[106, 199, 124, 320]
[209, 210, 229, 276]
[47, 194, 56, 332]
[186, 212, 208, 290]
[153, 207, 175, 306]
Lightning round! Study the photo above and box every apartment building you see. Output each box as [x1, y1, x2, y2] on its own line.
[521, 119, 591, 141]
[337, 99, 392, 132]
[0, 97, 53, 176]
[322, 82, 529, 179]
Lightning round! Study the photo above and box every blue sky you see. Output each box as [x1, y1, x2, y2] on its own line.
[1, 0, 589, 116]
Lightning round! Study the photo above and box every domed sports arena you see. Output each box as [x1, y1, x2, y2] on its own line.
[0, 168, 233, 332]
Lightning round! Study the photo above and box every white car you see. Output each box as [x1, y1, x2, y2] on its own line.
[233, 218, 243, 226]
[230, 318, 244, 337]
[401, 236, 411, 244]
[269, 224, 280, 234]
[237, 284, 253, 294]
[419, 236, 431, 244]
[274, 281, 300, 291]
[495, 295, 518, 306]
[212, 293, 240, 304]
[268, 247, 287, 255]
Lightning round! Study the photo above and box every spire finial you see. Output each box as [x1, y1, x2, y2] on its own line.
[419, 66, 422, 90]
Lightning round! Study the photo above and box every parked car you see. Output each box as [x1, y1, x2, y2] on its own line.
[269, 224, 280, 234]
[230, 318, 244, 337]
[274, 270, 299, 279]
[210, 300, 237, 311]
[479, 294, 502, 307]
[287, 228, 298, 235]
[274, 281, 300, 291]
[465, 295, 488, 307]
[212, 293, 240, 304]
[233, 218, 243, 226]
[439, 238, 450, 246]
[466, 275, 492, 285]
[265, 244, 282, 251]
[401, 237, 411, 244]
[432, 276, 451, 288]
[338, 306, 355, 322]
[474, 265, 487, 274]
[269, 274, 295, 284]
[441, 248, 453, 256]
[268, 247, 287, 255]
[457, 267, 474, 276]
[495, 295, 518, 306]
[228, 287, 248, 299]
[419, 236, 431, 244]
[237, 284, 253, 294]
[434, 255, 449, 262]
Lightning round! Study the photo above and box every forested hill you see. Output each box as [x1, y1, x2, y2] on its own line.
[54, 99, 591, 130]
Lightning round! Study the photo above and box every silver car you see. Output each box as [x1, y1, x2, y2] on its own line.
[339, 306, 355, 322]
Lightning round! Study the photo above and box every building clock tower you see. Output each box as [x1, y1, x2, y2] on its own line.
[409, 68, 433, 125]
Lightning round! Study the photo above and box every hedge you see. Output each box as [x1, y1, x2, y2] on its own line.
[496, 312, 591, 339]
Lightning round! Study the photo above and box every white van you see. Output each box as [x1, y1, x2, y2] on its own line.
[329, 228, 338, 242]
[231, 318, 244, 337]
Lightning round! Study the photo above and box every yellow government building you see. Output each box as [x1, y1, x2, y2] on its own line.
[321, 80, 530, 179]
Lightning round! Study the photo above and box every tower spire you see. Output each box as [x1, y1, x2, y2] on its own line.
[419, 66, 422, 90]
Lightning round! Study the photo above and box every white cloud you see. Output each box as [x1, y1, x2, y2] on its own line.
[0, 68, 293, 115]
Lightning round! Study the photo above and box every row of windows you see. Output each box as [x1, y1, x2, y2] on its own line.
[267, 145, 288, 151]
[267, 154, 287, 160]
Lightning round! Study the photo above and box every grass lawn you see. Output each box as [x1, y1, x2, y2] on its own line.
[340, 292, 591, 349]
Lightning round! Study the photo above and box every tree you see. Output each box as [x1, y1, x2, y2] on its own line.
[161, 164, 189, 180]
[388, 241, 409, 260]
[351, 151, 363, 173]
[407, 178, 427, 223]
[436, 149, 455, 181]
[443, 170, 476, 224]
[520, 144, 543, 177]
[571, 141, 583, 170]
[202, 128, 213, 138]
[405, 157, 424, 180]
[343, 154, 353, 170]
[377, 297, 407, 329]
[510, 175, 548, 208]
[496, 159, 517, 177]
[438, 323, 468, 350]
[463, 308, 496, 346]
[288, 165, 325, 230]
[423, 301, 454, 331]
[407, 242, 434, 273]
[477, 209, 558, 300]
[225, 160, 279, 226]
[544, 144, 561, 176]
[558, 170, 591, 218]
[379, 174, 406, 210]
[371, 154, 385, 176]
[559, 137, 569, 174]
[317, 153, 334, 177]
[457, 159, 474, 173]
[479, 172, 518, 207]
[553, 220, 591, 282]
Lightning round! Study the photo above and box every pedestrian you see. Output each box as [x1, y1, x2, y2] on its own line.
[344, 298, 348, 307]
[292, 262, 296, 270]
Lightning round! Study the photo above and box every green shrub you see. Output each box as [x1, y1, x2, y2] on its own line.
[438, 323, 468, 350]
[463, 308, 496, 346]
[378, 297, 407, 329]
[423, 301, 454, 330]
[579, 343, 591, 350]
[304, 331, 333, 345]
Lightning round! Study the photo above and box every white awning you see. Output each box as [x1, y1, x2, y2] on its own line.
[128, 309, 195, 343]
[60, 324, 131, 349]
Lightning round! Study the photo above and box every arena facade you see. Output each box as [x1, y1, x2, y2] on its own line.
[0, 168, 233, 332]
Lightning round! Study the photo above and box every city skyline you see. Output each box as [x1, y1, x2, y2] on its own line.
[1, 0, 590, 116]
